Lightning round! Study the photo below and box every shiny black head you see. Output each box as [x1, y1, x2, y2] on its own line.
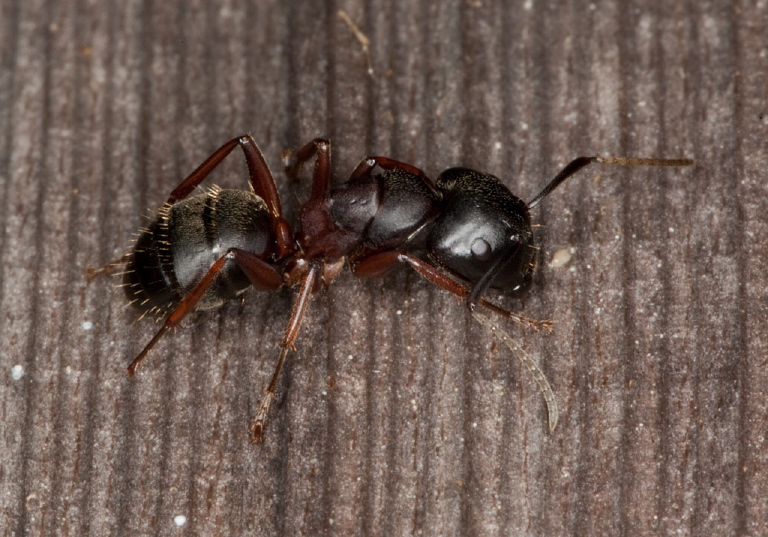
[427, 168, 536, 303]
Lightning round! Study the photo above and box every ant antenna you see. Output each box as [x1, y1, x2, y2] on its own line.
[527, 156, 694, 209]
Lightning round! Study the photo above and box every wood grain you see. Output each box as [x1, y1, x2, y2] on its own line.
[1, 0, 766, 535]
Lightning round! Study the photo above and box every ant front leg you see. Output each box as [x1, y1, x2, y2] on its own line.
[352, 251, 553, 332]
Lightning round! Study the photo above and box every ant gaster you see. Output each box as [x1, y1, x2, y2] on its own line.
[90, 135, 692, 441]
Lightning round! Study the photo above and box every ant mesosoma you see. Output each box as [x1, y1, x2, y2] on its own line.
[89, 135, 692, 442]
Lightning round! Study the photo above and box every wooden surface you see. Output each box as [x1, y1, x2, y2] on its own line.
[1, 1, 766, 535]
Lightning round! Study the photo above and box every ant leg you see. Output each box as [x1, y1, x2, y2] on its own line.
[127, 254, 231, 374]
[167, 135, 274, 206]
[355, 252, 556, 427]
[165, 135, 294, 258]
[352, 251, 553, 332]
[228, 249, 284, 291]
[350, 156, 430, 181]
[527, 155, 694, 208]
[286, 142, 438, 203]
[285, 138, 333, 201]
[251, 262, 320, 443]
[86, 252, 132, 280]
[350, 156, 438, 193]
[350, 250, 402, 279]
[127, 248, 282, 374]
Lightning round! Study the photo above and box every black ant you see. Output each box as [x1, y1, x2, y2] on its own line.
[89, 135, 692, 442]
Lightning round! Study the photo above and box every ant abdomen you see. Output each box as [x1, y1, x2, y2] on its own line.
[124, 188, 274, 313]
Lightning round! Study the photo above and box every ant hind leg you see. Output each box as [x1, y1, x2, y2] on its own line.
[86, 252, 132, 280]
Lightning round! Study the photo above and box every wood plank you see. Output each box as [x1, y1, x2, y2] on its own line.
[1, 0, 765, 535]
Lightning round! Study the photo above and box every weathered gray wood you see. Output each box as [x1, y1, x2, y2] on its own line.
[1, 0, 765, 535]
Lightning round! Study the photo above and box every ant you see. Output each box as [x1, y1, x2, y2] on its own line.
[89, 135, 693, 442]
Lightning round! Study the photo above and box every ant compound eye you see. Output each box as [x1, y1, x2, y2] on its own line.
[470, 238, 493, 261]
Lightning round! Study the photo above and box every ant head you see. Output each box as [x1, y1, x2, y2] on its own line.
[427, 168, 536, 300]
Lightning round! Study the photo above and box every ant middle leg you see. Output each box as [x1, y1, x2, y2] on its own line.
[251, 262, 320, 443]
[284, 138, 333, 201]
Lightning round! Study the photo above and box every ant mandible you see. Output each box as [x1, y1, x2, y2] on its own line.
[89, 135, 693, 442]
